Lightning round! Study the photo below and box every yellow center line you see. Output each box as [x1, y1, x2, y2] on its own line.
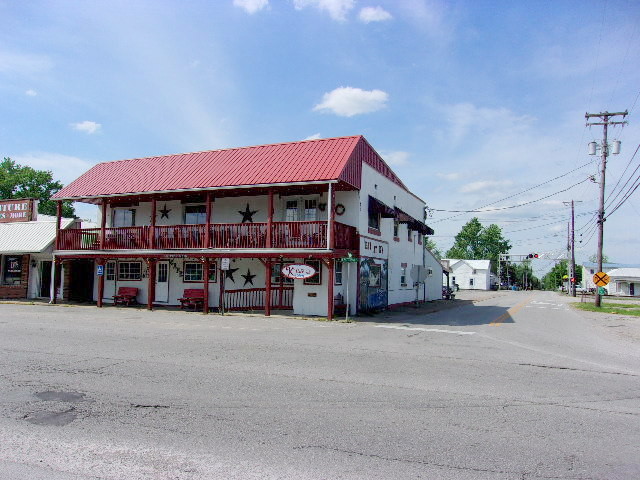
[490, 296, 533, 326]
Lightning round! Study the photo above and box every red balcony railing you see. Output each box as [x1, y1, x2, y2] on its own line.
[57, 221, 359, 252]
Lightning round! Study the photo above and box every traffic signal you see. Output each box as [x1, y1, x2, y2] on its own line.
[527, 253, 539, 259]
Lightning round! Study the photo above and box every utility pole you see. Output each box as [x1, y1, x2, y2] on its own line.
[585, 110, 628, 307]
[563, 200, 580, 297]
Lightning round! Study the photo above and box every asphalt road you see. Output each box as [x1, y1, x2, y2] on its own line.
[1, 291, 639, 479]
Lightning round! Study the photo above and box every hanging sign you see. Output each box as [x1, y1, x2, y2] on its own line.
[282, 263, 316, 280]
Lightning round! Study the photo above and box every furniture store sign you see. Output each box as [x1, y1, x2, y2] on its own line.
[0, 199, 34, 223]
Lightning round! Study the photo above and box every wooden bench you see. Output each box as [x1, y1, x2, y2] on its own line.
[178, 288, 205, 311]
[334, 293, 347, 316]
[113, 287, 138, 306]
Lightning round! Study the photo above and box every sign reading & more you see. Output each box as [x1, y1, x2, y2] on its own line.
[282, 264, 316, 280]
[0, 199, 34, 223]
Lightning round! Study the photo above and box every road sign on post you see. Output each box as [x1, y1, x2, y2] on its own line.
[593, 272, 610, 287]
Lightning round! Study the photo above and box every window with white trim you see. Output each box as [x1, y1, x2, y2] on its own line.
[113, 209, 135, 227]
[184, 205, 207, 224]
[272, 262, 294, 284]
[334, 260, 343, 285]
[118, 261, 141, 281]
[184, 262, 203, 282]
[400, 266, 407, 287]
[285, 201, 298, 221]
[106, 262, 116, 281]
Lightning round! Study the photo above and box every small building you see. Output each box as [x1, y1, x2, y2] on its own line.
[605, 268, 640, 297]
[422, 248, 444, 300]
[581, 262, 640, 293]
[0, 198, 77, 300]
[442, 259, 495, 290]
[51, 136, 434, 318]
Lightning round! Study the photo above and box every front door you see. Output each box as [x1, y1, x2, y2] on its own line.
[155, 261, 169, 302]
[103, 261, 116, 300]
[631, 283, 635, 296]
[39, 261, 52, 297]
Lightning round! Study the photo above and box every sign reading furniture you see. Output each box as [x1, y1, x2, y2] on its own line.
[0, 199, 35, 223]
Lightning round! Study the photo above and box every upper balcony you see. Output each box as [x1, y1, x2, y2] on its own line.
[57, 221, 359, 252]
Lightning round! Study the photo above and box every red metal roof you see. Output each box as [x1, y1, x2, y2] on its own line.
[54, 136, 408, 200]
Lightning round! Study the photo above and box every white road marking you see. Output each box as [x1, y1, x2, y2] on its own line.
[374, 325, 475, 335]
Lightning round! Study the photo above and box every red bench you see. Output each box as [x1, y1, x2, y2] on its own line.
[178, 288, 205, 311]
[113, 287, 138, 306]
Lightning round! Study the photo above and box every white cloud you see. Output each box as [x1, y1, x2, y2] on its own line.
[12, 152, 95, 186]
[358, 6, 392, 23]
[304, 133, 322, 140]
[233, 0, 269, 14]
[0, 50, 53, 74]
[436, 172, 461, 181]
[460, 180, 513, 194]
[25, 89, 37, 96]
[293, 0, 355, 21]
[382, 151, 410, 166]
[313, 86, 388, 117]
[71, 120, 102, 134]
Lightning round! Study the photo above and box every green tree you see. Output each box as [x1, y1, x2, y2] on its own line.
[588, 253, 610, 264]
[541, 260, 581, 291]
[445, 217, 511, 271]
[0, 157, 75, 217]
[424, 237, 442, 259]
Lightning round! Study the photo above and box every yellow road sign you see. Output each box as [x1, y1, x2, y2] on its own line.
[593, 272, 610, 287]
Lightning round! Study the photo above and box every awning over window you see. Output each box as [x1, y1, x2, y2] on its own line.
[395, 207, 434, 235]
[368, 196, 396, 218]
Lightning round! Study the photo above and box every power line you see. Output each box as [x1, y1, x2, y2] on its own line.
[428, 161, 593, 222]
[429, 177, 591, 213]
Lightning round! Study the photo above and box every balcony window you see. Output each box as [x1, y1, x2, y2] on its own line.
[113, 208, 135, 227]
[184, 205, 207, 224]
[304, 199, 318, 221]
[285, 201, 298, 221]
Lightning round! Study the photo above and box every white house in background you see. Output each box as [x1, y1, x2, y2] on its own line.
[605, 268, 640, 297]
[581, 262, 640, 292]
[442, 259, 495, 290]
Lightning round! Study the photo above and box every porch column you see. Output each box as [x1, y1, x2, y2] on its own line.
[329, 184, 336, 250]
[100, 199, 107, 249]
[55, 201, 62, 250]
[147, 258, 156, 310]
[327, 258, 334, 321]
[265, 260, 272, 316]
[150, 197, 156, 249]
[50, 257, 58, 304]
[266, 189, 273, 248]
[203, 258, 210, 314]
[205, 192, 212, 248]
[96, 258, 105, 308]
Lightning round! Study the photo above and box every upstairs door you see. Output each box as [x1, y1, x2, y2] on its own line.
[155, 261, 169, 303]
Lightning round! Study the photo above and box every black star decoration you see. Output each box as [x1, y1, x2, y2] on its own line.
[238, 203, 258, 223]
[159, 204, 171, 219]
[241, 269, 256, 286]
[225, 267, 239, 283]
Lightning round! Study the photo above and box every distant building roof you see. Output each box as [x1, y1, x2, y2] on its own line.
[0, 217, 75, 253]
[53, 136, 411, 201]
[444, 259, 491, 270]
[606, 268, 640, 279]
[581, 262, 640, 269]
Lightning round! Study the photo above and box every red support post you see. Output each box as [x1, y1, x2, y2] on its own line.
[51, 258, 59, 304]
[147, 259, 156, 310]
[205, 192, 212, 248]
[100, 199, 107, 250]
[329, 184, 336, 250]
[55, 201, 62, 250]
[150, 197, 156, 249]
[265, 260, 272, 316]
[203, 258, 210, 314]
[327, 259, 334, 321]
[266, 189, 273, 248]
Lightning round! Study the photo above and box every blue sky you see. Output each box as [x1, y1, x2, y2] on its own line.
[2, 0, 639, 275]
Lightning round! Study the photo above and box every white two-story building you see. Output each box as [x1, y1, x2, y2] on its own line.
[52, 136, 434, 318]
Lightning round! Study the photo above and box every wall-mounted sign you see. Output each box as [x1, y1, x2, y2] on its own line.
[96, 265, 104, 276]
[282, 263, 316, 280]
[0, 199, 34, 223]
[221, 258, 230, 270]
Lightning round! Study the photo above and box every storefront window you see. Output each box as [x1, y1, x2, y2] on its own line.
[184, 262, 203, 282]
[118, 261, 141, 281]
[2, 255, 22, 285]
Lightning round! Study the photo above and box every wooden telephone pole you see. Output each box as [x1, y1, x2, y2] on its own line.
[585, 110, 628, 307]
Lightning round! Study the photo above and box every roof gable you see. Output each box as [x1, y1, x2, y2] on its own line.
[53, 136, 409, 200]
